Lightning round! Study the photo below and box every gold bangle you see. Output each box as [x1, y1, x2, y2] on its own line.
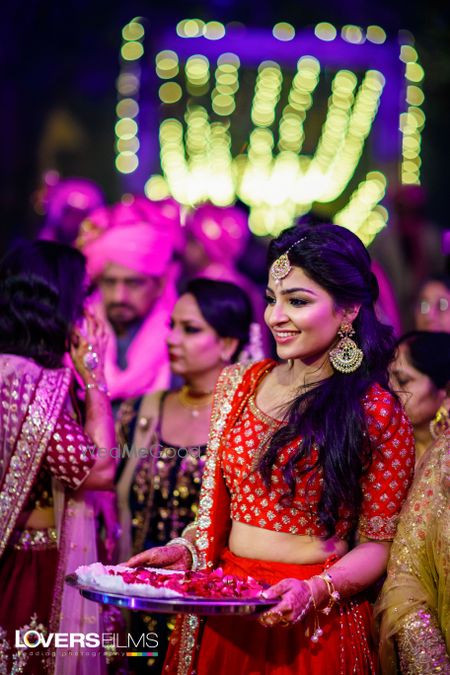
[167, 537, 199, 571]
[314, 571, 340, 615]
[303, 579, 323, 642]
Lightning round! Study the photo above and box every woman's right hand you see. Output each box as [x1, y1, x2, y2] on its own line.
[70, 311, 108, 385]
[126, 544, 191, 571]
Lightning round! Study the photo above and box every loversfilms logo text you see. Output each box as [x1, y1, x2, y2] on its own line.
[15, 630, 159, 657]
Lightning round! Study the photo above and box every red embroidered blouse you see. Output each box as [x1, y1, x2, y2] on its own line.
[220, 363, 415, 541]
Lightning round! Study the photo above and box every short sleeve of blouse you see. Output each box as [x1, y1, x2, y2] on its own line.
[44, 410, 97, 489]
[358, 386, 415, 541]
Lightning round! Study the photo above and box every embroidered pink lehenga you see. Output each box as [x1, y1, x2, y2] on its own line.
[0, 355, 105, 675]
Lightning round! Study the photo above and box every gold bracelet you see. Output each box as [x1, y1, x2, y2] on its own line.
[304, 579, 323, 642]
[313, 571, 340, 615]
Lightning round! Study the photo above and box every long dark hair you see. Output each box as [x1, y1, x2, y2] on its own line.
[259, 223, 396, 537]
[0, 240, 87, 368]
[185, 278, 253, 361]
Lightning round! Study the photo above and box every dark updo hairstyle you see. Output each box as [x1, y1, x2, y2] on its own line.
[184, 278, 253, 362]
[0, 240, 87, 368]
[260, 222, 397, 538]
[397, 331, 450, 390]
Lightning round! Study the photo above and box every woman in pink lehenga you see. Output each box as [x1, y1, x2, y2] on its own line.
[0, 241, 116, 674]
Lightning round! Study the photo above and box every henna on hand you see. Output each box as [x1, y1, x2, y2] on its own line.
[126, 544, 191, 570]
[259, 578, 313, 627]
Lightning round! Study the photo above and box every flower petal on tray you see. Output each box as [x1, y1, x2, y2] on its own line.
[74, 563, 266, 600]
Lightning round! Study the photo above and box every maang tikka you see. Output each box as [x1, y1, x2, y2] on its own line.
[329, 322, 363, 373]
[270, 237, 307, 282]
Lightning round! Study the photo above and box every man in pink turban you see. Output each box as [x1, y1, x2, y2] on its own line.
[79, 196, 179, 403]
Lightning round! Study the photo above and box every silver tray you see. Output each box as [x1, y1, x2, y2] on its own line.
[65, 574, 278, 616]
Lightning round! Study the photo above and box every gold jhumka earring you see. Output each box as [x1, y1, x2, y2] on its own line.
[429, 403, 450, 440]
[329, 322, 363, 373]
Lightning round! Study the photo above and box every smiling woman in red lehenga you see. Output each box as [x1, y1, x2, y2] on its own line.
[0, 241, 116, 674]
[127, 223, 415, 675]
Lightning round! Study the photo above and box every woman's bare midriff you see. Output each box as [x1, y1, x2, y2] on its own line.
[229, 520, 348, 564]
[20, 506, 55, 529]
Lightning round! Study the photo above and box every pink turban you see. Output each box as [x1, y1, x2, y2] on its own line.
[39, 177, 104, 244]
[46, 178, 104, 223]
[79, 196, 179, 279]
[186, 203, 249, 265]
[77, 196, 182, 400]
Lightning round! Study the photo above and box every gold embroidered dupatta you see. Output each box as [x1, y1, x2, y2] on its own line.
[375, 430, 450, 673]
[165, 359, 275, 675]
[0, 354, 72, 555]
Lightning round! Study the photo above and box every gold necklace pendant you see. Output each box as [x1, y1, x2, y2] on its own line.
[178, 386, 213, 417]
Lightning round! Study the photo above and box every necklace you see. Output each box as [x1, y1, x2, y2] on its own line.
[178, 385, 214, 418]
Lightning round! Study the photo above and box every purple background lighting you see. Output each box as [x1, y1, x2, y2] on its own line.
[0, 1, 448, 251]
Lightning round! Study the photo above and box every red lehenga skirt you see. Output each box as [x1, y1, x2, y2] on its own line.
[0, 528, 58, 675]
[165, 548, 378, 675]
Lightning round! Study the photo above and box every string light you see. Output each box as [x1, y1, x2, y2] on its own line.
[366, 25, 387, 44]
[115, 17, 145, 175]
[334, 172, 388, 245]
[156, 50, 179, 79]
[138, 21, 405, 238]
[341, 25, 365, 44]
[176, 19, 204, 38]
[314, 22, 337, 41]
[400, 38, 425, 185]
[203, 21, 226, 40]
[251, 61, 283, 128]
[272, 22, 295, 41]
[159, 82, 183, 104]
[186, 54, 210, 95]
[212, 52, 240, 116]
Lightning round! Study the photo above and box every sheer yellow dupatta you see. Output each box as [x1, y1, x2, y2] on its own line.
[375, 430, 450, 673]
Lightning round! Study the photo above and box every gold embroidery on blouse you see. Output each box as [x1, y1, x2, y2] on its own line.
[176, 363, 248, 675]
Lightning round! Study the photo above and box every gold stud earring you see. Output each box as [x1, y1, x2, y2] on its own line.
[329, 322, 363, 373]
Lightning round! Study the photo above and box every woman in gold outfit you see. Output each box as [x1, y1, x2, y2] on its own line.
[376, 428, 450, 673]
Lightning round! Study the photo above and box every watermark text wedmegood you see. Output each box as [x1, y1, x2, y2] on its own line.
[81, 443, 203, 460]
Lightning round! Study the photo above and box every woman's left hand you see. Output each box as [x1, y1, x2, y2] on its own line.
[259, 578, 313, 628]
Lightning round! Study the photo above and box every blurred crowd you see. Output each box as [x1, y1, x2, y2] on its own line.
[0, 171, 448, 675]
